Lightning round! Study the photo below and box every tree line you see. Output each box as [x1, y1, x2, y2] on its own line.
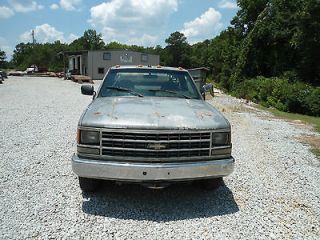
[0, 0, 319, 116]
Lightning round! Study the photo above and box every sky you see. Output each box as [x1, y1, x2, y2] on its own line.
[0, 0, 239, 59]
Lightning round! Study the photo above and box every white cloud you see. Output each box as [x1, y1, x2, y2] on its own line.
[0, 36, 14, 59]
[50, 4, 59, 10]
[20, 24, 77, 43]
[0, 1, 44, 19]
[89, 0, 178, 46]
[67, 33, 79, 43]
[218, 0, 238, 9]
[8, 0, 44, 13]
[0, 6, 15, 18]
[59, 0, 82, 11]
[181, 8, 223, 43]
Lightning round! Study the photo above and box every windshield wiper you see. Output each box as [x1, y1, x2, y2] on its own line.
[148, 89, 192, 99]
[106, 86, 144, 97]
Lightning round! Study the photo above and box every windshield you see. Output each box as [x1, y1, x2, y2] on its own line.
[98, 68, 201, 99]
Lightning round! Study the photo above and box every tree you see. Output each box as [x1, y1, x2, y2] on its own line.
[83, 29, 105, 50]
[165, 31, 191, 68]
[69, 37, 87, 51]
[154, 45, 169, 66]
[0, 49, 7, 68]
[212, 0, 320, 89]
[292, 0, 320, 85]
[231, 0, 269, 35]
[105, 41, 127, 49]
[69, 29, 105, 50]
[207, 28, 240, 89]
[11, 41, 68, 71]
[11, 43, 33, 69]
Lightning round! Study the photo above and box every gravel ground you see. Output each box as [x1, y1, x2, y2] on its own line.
[0, 76, 319, 239]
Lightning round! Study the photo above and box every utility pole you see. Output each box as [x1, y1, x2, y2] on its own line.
[31, 30, 36, 44]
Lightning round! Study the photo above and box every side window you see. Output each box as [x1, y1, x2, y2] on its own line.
[103, 52, 111, 60]
[98, 68, 104, 74]
[141, 54, 148, 62]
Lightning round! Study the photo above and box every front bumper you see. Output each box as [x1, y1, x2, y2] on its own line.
[72, 154, 235, 182]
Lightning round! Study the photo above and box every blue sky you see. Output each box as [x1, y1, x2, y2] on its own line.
[0, 0, 238, 58]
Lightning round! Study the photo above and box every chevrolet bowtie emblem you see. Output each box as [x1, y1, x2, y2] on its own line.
[147, 143, 167, 150]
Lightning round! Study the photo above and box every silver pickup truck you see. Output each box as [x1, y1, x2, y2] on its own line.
[72, 65, 234, 192]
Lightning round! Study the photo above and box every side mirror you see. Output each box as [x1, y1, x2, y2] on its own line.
[202, 83, 213, 92]
[81, 85, 94, 95]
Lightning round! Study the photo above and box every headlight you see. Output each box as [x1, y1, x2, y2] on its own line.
[212, 132, 230, 146]
[80, 130, 100, 145]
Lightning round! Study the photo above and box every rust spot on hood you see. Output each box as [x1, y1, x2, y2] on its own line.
[154, 112, 166, 118]
[94, 112, 101, 115]
[197, 111, 213, 119]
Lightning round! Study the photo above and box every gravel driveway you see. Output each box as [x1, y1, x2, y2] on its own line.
[1, 77, 319, 239]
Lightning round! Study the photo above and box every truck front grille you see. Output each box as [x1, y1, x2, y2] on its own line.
[101, 130, 211, 158]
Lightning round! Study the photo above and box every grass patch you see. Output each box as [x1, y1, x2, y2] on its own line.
[258, 105, 320, 133]
[259, 105, 320, 160]
[296, 135, 320, 160]
[311, 149, 320, 159]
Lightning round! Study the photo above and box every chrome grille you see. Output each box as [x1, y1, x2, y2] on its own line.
[101, 131, 211, 158]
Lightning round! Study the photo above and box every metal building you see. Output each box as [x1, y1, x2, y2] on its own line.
[66, 50, 160, 80]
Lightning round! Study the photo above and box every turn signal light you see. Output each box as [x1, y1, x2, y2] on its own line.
[76, 128, 80, 144]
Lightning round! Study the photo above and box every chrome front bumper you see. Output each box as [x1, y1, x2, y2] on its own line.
[72, 154, 234, 182]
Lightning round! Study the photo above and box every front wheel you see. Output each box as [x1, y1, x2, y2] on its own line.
[78, 177, 100, 193]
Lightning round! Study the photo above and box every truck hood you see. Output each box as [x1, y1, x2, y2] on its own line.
[80, 97, 230, 130]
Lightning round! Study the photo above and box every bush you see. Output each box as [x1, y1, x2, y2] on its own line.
[286, 82, 312, 114]
[280, 71, 299, 83]
[232, 79, 259, 101]
[306, 88, 320, 116]
[233, 76, 319, 116]
[48, 66, 63, 72]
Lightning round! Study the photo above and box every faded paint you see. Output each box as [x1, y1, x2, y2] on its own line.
[197, 111, 213, 119]
[74, 66, 234, 186]
[80, 97, 230, 130]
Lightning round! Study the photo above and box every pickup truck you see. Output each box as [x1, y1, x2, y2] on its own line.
[72, 65, 234, 192]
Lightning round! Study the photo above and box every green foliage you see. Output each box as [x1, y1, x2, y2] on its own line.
[10, 28, 163, 72]
[105, 41, 127, 50]
[231, 0, 269, 33]
[69, 30, 105, 50]
[8, 1, 320, 117]
[11, 41, 68, 71]
[0, 48, 7, 68]
[306, 88, 320, 116]
[258, 105, 320, 133]
[104, 41, 158, 55]
[206, 0, 320, 116]
[233, 76, 319, 116]
[164, 32, 191, 68]
[207, 28, 240, 89]
[83, 29, 105, 50]
[228, 0, 320, 86]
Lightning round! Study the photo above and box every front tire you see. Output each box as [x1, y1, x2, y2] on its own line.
[79, 177, 100, 193]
